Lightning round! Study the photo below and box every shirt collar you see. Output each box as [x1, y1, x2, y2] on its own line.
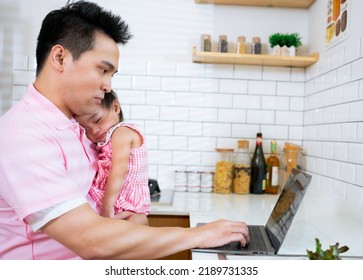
[24, 84, 78, 131]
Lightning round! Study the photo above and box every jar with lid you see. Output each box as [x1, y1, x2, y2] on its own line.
[279, 142, 304, 187]
[233, 140, 251, 194]
[200, 34, 211, 52]
[251, 36, 262, 54]
[214, 148, 234, 194]
[218, 35, 228, 53]
[236, 36, 246, 54]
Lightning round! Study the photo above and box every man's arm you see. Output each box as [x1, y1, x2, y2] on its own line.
[41, 203, 249, 260]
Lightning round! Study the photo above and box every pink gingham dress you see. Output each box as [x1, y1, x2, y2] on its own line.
[89, 123, 150, 215]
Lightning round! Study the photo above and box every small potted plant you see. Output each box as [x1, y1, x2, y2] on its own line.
[269, 32, 302, 56]
[269, 33, 284, 56]
[285, 32, 302, 56]
[306, 238, 349, 260]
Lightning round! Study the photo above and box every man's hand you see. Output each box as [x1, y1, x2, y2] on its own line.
[193, 219, 250, 248]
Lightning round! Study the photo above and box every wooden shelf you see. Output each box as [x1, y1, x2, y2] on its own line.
[192, 46, 319, 68]
[194, 0, 316, 9]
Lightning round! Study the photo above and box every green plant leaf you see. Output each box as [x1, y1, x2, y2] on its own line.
[307, 238, 349, 260]
[268, 32, 302, 48]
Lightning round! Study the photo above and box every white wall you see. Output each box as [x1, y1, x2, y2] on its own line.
[304, 0, 363, 209]
[1, 0, 310, 61]
[3, 0, 363, 209]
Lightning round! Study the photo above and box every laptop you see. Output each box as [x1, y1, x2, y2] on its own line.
[192, 168, 312, 255]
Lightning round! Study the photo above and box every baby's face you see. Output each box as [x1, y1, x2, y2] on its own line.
[76, 108, 118, 143]
[76, 99, 121, 143]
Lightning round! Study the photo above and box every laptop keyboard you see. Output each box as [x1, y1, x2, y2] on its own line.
[245, 225, 269, 251]
[213, 225, 269, 251]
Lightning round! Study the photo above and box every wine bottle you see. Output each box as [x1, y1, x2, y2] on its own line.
[250, 132, 266, 194]
[266, 140, 280, 194]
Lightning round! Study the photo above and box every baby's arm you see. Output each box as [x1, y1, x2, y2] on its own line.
[101, 127, 133, 217]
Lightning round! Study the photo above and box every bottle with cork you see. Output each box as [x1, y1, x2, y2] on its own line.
[200, 34, 211, 52]
[251, 36, 262, 54]
[218, 35, 228, 53]
[236, 36, 246, 54]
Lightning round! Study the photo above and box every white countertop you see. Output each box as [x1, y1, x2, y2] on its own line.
[151, 187, 363, 259]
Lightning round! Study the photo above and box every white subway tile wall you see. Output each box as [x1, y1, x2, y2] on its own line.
[12, 58, 306, 190]
[8, 40, 363, 211]
[304, 40, 363, 209]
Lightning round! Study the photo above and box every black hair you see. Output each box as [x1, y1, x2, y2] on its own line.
[36, 0, 132, 75]
[103, 90, 123, 122]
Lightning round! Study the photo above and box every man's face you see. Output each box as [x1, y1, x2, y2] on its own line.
[61, 32, 119, 118]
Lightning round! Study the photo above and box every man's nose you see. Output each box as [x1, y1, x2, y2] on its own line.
[102, 77, 112, 93]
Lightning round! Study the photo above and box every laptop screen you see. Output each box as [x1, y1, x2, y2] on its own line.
[265, 168, 312, 253]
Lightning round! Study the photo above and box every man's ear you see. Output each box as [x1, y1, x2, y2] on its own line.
[50, 45, 66, 72]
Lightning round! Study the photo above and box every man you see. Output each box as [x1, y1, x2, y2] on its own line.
[0, 1, 249, 259]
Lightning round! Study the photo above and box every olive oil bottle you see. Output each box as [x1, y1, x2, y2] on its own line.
[266, 140, 280, 194]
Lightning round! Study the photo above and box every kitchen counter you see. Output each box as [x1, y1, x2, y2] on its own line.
[150, 188, 363, 259]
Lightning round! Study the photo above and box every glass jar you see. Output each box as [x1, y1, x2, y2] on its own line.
[200, 34, 211, 52]
[236, 36, 246, 54]
[233, 140, 251, 194]
[279, 143, 304, 187]
[214, 148, 234, 194]
[251, 36, 262, 54]
[218, 35, 228, 53]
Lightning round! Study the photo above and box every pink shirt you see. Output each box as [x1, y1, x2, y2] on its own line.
[0, 84, 98, 259]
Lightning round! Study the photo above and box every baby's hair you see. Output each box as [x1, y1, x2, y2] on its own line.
[102, 90, 124, 122]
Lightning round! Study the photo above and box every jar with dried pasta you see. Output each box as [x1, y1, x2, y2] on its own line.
[214, 148, 234, 194]
[233, 140, 251, 194]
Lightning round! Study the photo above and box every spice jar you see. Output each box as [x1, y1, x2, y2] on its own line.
[279, 143, 304, 187]
[236, 36, 246, 54]
[251, 36, 262, 54]
[218, 35, 228, 53]
[214, 148, 234, 194]
[233, 140, 251, 194]
[200, 34, 211, 52]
